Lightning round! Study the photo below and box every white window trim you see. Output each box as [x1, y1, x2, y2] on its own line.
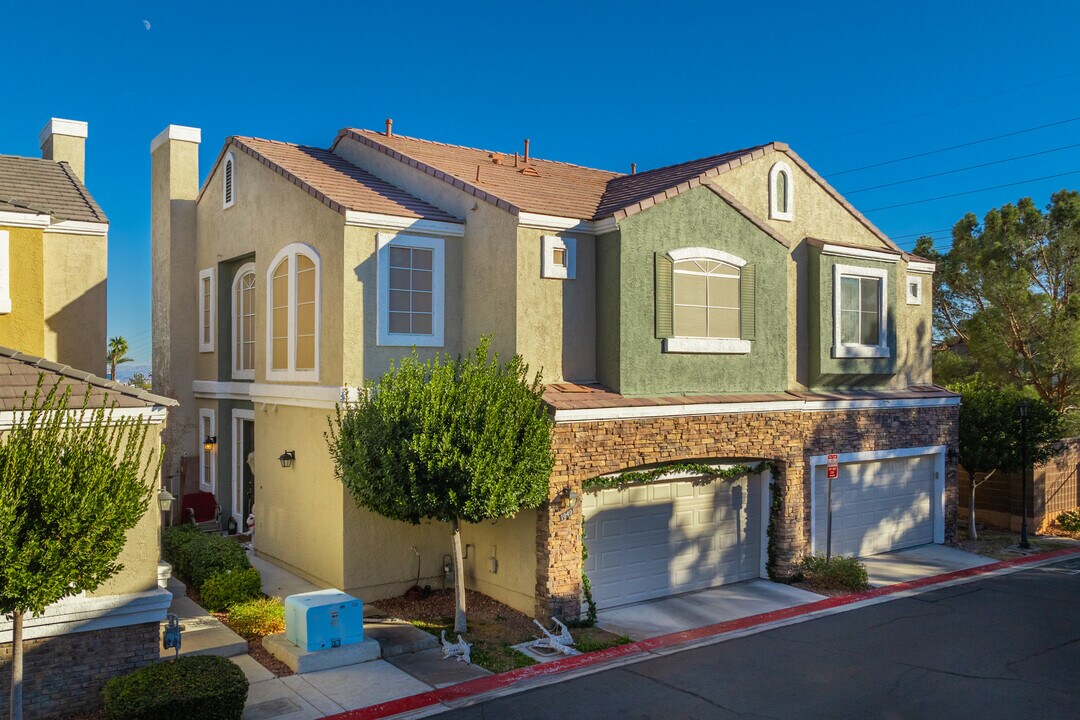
[0, 230, 10, 314]
[906, 275, 923, 305]
[265, 243, 321, 383]
[231, 409, 254, 528]
[223, 152, 236, 209]
[198, 267, 215, 353]
[541, 235, 577, 279]
[833, 263, 889, 359]
[667, 246, 747, 267]
[377, 232, 445, 347]
[769, 161, 794, 221]
[199, 408, 216, 493]
[663, 337, 751, 354]
[231, 263, 256, 380]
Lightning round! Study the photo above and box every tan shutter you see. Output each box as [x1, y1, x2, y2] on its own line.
[740, 263, 756, 341]
[655, 253, 674, 339]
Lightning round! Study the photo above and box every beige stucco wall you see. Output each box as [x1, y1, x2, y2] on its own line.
[0, 225, 45, 357]
[92, 420, 166, 596]
[195, 147, 348, 387]
[42, 232, 107, 373]
[252, 403, 346, 589]
[715, 150, 931, 389]
[514, 227, 596, 384]
[460, 512, 537, 616]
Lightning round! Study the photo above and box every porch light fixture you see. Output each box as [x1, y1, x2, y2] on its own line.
[157, 489, 175, 514]
[203, 435, 217, 452]
[562, 487, 580, 510]
[279, 450, 296, 468]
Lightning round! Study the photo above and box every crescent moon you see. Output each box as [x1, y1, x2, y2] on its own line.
[143, 20, 151, 30]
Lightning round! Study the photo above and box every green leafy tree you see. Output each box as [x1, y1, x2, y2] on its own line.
[0, 377, 158, 720]
[106, 336, 134, 381]
[926, 191, 1080, 415]
[328, 338, 554, 633]
[952, 377, 1062, 539]
[129, 372, 152, 390]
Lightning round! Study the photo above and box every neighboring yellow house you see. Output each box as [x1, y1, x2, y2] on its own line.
[0, 119, 176, 719]
[152, 122, 953, 622]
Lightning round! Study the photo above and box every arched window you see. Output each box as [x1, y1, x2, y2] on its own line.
[656, 247, 754, 354]
[232, 263, 255, 379]
[266, 244, 320, 381]
[769, 161, 793, 221]
[223, 151, 236, 209]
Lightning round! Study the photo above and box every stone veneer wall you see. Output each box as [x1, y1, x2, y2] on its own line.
[0, 622, 159, 719]
[536, 405, 959, 618]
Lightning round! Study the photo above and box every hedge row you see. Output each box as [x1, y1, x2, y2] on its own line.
[163, 525, 262, 610]
[103, 655, 248, 720]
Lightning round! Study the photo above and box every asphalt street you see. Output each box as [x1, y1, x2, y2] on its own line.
[441, 559, 1080, 719]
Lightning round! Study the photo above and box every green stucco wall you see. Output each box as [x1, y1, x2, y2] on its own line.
[808, 248, 898, 386]
[600, 186, 788, 396]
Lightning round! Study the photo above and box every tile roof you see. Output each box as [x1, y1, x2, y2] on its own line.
[0, 346, 176, 411]
[542, 382, 957, 411]
[0, 155, 107, 223]
[337, 129, 621, 219]
[213, 138, 461, 224]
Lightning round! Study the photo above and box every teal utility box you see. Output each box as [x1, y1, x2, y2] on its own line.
[284, 589, 363, 652]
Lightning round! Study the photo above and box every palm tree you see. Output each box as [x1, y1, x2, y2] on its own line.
[106, 336, 133, 381]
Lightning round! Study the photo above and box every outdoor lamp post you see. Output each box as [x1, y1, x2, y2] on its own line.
[1018, 400, 1031, 550]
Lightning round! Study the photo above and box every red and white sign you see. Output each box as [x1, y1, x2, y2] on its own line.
[826, 454, 839, 480]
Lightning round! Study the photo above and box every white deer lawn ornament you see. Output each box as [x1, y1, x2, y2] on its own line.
[531, 617, 577, 656]
[440, 630, 472, 664]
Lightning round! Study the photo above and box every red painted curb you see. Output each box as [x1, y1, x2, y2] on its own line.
[328, 545, 1080, 720]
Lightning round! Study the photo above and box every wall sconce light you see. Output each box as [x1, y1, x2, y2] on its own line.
[157, 488, 175, 514]
[279, 450, 296, 468]
[557, 486, 579, 521]
[203, 435, 217, 452]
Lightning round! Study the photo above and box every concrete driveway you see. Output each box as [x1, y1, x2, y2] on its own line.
[860, 543, 994, 586]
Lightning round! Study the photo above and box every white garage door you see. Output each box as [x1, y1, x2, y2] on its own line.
[814, 455, 934, 557]
[583, 475, 762, 609]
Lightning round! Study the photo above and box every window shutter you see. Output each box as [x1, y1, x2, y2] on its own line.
[655, 253, 674, 339]
[740, 263, 756, 341]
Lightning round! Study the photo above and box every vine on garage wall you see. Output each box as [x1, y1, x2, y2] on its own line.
[766, 479, 783, 580]
[578, 460, 777, 621]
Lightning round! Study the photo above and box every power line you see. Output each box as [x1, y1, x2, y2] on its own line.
[826, 115, 1080, 177]
[804, 69, 1080, 149]
[864, 169, 1080, 212]
[843, 142, 1080, 194]
[890, 228, 952, 240]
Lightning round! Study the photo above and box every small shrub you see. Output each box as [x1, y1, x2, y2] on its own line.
[1058, 509, 1080, 533]
[162, 525, 200, 580]
[201, 567, 263, 612]
[228, 597, 286, 636]
[162, 527, 252, 593]
[800, 553, 870, 592]
[102, 655, 248, 720]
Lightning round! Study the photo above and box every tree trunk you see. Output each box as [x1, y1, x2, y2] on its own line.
[449, 516, 467, 634]
[969, 483, 978, 541]
[10, 609, 23, 720]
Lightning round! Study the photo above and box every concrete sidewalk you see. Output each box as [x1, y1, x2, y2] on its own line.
[160, 576, 247, 659]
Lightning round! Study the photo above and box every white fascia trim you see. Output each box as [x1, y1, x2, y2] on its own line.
[0, 588, 172, 643]
[809, 444, 948, 552]
[667, 246, 747, 267]
[822, 244, 900, 264]
[663, 337, 751, 354]
[44, 220, 109, 236]
[0, 406, 168, 429]
[552, 395, 959, 424]
[907, 260, 936, 274]
[250, 383, 361, 409]
[193, 380, 252, 401]
[345, 211, 465, 237]
[39, 118, 88, 146]
[518, 212, 618, 236]
[833, 263, 889, 359]
[151, 124, 202, 153]
[376, 232, 445, 348]
[0, 210, 50, 228]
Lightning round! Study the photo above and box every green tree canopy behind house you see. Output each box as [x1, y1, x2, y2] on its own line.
[328, 337, 554, 633]
[0, 377, 158, 720]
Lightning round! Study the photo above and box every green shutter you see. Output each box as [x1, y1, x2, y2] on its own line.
[655, 253, 674, 339]
[740, 263, 757, 341]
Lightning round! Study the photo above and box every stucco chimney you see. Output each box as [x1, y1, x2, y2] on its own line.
[150, 125, 201, 482]
[40, 118, 88, 182]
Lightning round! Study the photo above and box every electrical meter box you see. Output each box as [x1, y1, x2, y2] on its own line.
[284, 590, 363, 652]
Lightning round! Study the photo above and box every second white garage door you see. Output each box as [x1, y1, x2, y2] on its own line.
[583, 475, 763, 609]
[813, 454, 935, 558]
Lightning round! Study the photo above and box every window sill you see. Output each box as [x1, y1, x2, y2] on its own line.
[377, 333, 444, 348]
[662, 338, 751, 354]
[832, 344, 890, 359]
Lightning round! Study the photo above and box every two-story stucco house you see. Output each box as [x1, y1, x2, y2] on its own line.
[0, 119, 175, 718]
[152, 121, 957, 620]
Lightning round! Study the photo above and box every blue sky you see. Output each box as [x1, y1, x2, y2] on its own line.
[2, 0, 1079, 366]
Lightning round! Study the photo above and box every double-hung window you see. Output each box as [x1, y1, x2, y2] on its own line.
[266, 244, 320, 381]
[377, 233, 444, 347]
[232, 263, 256, 379]
[833, 264, 889, 358]
[656, 247, 754, 354]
